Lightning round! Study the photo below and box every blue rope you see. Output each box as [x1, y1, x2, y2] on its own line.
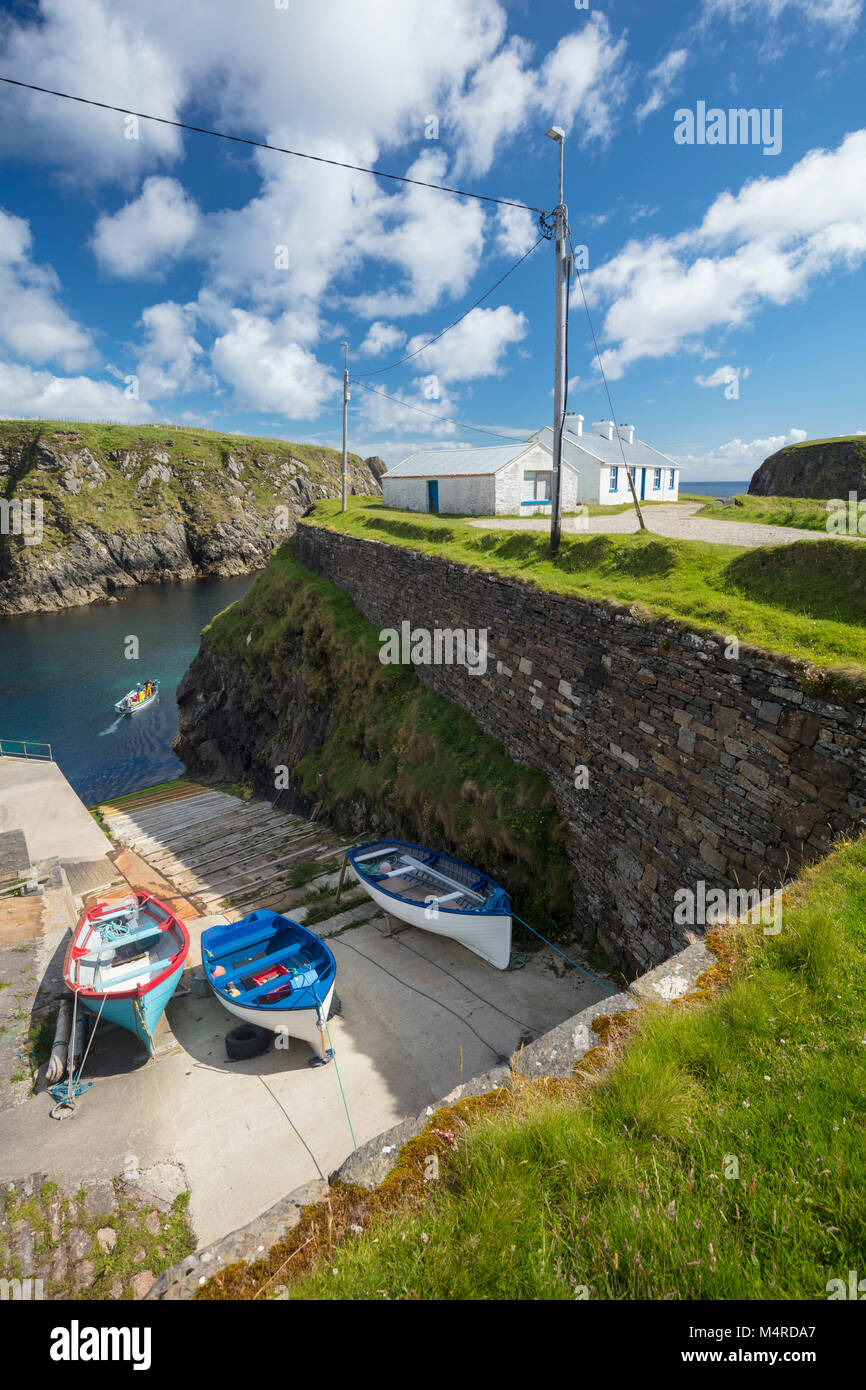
[49, 1077, 93, 1105]
[511, 913, 617, 996]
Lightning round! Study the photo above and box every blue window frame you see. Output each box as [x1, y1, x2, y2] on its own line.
[669, 469, 676, 489]
[609, 466, 618, 492]
[653, 468, 662, 490]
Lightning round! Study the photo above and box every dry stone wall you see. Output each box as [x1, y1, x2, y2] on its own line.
[294, 523, 865, 971]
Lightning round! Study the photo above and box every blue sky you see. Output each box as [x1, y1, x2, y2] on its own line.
[0, 0, 863, 478]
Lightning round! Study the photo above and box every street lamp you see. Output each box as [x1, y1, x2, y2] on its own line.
[546, 126, 567, 557]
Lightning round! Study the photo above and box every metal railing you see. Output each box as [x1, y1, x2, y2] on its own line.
[0, 738, 54, 761]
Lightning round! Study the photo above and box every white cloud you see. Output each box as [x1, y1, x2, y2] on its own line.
[0, 210, 93, 371]
[703, 0, 862, 36]
[636, 48, 689, 124]
[673, 427, 808, 480]
[210, 310, 337, 416]
[538, 18, 630, 145]
[351, 150, 487, 317]
[359, 322, 406, 357]
[695, 363, 751, 387]
[0, 0, 184, 182]
[495, 203, 538, 257]
[586, 130, 866, 379]
[91, 177, 201, 278]
[0, 1, 638, 429]
[405, 305, 527, 383]
[135, 301, 211, 398]
[0, 360, 153, 421]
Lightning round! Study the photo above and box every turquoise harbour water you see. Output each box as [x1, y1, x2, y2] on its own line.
[0, 575, 253, 806]
[681, 480, 750, 497]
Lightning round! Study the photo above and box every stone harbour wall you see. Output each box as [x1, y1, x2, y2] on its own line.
[294, 523, 866, 972]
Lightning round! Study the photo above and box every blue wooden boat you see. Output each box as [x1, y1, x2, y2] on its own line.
[201, 910, 337, 1060]
[63, 892, 190, 1054]
[347, 840, 512, 969]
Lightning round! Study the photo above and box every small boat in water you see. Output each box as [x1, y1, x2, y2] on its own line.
[114, 678, 159, 714]
[201, 910, 337, 1061]
[347, 840, 512, 969]
[63, 893, 190, 1054]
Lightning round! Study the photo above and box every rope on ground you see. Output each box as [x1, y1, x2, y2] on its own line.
[49, 990, 106, 1117]
[511, 913, 618, 996]
[312, 986, 357, 1151]
[323, 1013, 357, 1151]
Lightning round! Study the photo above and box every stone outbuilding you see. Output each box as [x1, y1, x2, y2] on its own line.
[380, 441, 579, 517]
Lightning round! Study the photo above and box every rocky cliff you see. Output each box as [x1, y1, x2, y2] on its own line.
[749, 435, 866, 498]
[0, 420, 379, 615]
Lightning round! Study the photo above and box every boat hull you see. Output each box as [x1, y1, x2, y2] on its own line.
[356, 876, 511, 969]
[64, 892, 190, 1057]
[201, 910, 337, 1061]
[213, 980, 335, 1059]
[114, 684, 159, 714]
[79, 959, 185, 1054]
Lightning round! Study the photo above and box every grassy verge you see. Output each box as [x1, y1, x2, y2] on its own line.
[202, 546, 575, 937]
[694, 494, 848, 533]
[304, 498, 866, 686]
[199, 830, 865, 1301]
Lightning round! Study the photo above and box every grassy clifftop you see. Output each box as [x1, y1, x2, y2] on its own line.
[0, 420, 378, 614]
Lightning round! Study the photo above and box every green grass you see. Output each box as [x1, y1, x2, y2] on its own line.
[288, 858, 340, 889]
[0, 419, 368, 559]
[695, 493, 852, 533]
[304, 498, 866, 684]
[202, 545, 576, 938]
[286, 832, 866, 1301]
[1, 1182, 194, 1299]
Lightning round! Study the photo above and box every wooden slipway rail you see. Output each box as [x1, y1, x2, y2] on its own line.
[98, 783, 371, 918]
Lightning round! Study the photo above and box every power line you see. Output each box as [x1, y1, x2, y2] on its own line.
[568, 226, 646, 530]
[350, 378, 522, 442]
[0, 75, 547, 214]
[355, 234, 546, 378]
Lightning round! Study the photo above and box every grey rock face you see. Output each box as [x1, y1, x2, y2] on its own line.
[749, 438, 866, 498]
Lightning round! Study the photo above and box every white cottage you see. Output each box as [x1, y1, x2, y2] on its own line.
[529, 416, 680, 505]
[381, 441, 580, 516]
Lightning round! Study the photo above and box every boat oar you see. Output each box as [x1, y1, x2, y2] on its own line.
[335, 854, 348, 906]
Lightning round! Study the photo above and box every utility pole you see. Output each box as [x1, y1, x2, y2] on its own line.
[340, 341, 349, 512]
[546, 126, 568, 558]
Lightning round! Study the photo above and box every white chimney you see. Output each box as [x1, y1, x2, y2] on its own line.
[566, 412, 584, 436]
[617, 423, 635, 445]
[592, 419, 614, 441]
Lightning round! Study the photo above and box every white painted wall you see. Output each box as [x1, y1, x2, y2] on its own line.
[495, 444, 579, 516]
[597, 463, 680, 505]
[382, 476, 429, 511]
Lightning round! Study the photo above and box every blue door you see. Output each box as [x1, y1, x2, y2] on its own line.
[427, 480, 439, 513]
[639, 468, 647, 500]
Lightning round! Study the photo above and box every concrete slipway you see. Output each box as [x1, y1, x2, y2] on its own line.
[0, 778, 613, 1250]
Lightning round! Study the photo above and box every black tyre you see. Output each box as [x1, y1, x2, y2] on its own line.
[225, 1023, 271, 1061]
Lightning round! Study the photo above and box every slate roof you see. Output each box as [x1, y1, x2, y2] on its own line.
[383, 443, 538, 478]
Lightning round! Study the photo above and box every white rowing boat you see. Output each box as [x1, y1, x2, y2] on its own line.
[347, 839, 512, 969]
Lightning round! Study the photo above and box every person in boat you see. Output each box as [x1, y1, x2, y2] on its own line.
[145, 678, 153, 698]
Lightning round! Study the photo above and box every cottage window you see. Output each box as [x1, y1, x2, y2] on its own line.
[609, 467, 619, 492]
[653, 468, 662, 490]
[522, 470, 552, 503]
[669, 469, 676, 489]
